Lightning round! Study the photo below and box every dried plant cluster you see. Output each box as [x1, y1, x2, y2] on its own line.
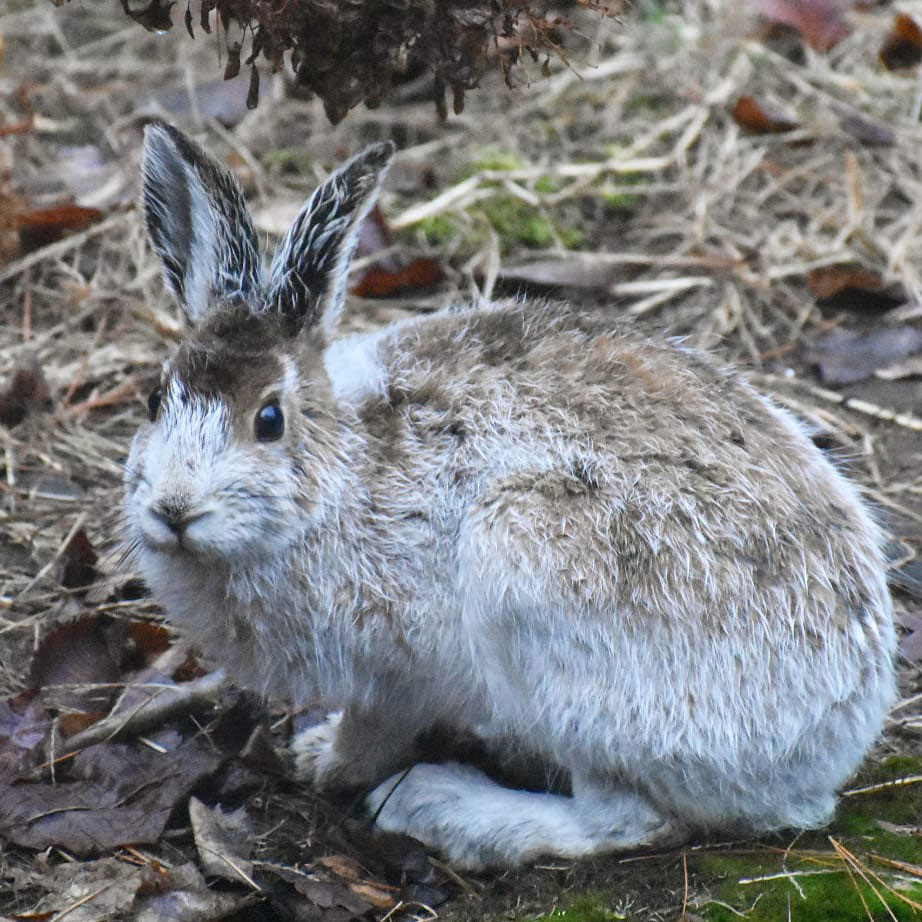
[117, 0, 621, 122]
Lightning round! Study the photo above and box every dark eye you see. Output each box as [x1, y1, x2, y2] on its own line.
[255, 400, 284, 442]
[147, 386, 162, 422]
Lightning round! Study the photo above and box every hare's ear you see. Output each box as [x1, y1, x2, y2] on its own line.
[141, 121, 262, 326]
[266, 141, 395, 340]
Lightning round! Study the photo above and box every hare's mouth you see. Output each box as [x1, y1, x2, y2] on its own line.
[140, 503, 217, 555]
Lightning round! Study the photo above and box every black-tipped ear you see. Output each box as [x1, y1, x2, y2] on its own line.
[141, 121, 262, 325]
[265, 141, 396, 340]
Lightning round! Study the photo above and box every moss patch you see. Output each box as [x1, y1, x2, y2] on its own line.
[694, 849, 922, 921]
[532, 894, 627, 922]
[417, 213, 461, 246]
[694, 756, 922, 920]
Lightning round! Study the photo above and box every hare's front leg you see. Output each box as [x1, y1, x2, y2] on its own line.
[366, 764, 679, 869]
[292, 698, 426, 790]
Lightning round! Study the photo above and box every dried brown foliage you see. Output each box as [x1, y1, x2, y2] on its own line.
[114, 0, 624, 123]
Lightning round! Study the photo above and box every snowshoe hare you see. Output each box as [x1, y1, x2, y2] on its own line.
[126, 121, 896, 869]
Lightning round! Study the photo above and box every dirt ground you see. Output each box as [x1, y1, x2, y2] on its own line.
[3, 0, 922, 919]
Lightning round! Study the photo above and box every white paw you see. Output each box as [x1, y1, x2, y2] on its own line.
[366, 762, 677, 869]
[366, 762, 529, 869]
[291, 711, 344, 788]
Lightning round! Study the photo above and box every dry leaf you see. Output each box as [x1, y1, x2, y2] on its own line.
[803, 326, 922, 385]
[188, 796, 254, 883]
[0, 356, 50, 428]
[0, 691, 49, 777]
[749, 0, 851, 51]
[807, 265, 906, 313]
[0, 738, 225, 855]
[16, 204, 104, 253]
[352, 257, 445, 298]
[350, 205, 445, 297]
[27, 857, 145, 922]
[134, 862, 240, 921]
[316, 854, 364, 882]
[732, 95, 799, 133]
[29, 614, 120, 716]
[59, 528, 99, 591]
[880, 12, 922, 70]
[348, 881, 399, 910]
[839, 113, 895, 147]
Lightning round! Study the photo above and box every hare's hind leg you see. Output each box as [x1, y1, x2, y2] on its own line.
[366, 763, 678, 869]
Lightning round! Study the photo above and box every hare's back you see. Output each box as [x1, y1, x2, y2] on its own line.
[375, 303, 888, 631]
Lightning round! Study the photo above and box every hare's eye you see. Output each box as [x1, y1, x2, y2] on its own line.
[147, 386, 163, 422]
[255, 401, 284, 442]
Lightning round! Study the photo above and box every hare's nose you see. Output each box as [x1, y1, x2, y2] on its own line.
[153, 499, 197, 535]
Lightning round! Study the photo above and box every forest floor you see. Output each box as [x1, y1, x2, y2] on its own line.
[3, 0, 922, 919]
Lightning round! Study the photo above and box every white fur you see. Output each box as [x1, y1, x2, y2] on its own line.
[126, 128, 897, 871]
[323, 328, 391, 404]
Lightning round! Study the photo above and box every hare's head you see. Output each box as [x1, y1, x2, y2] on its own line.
[126, 122, 393, 562]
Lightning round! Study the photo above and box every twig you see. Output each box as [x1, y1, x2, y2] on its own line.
[59, 670, 226, 754]
[843, 774, 922, 797]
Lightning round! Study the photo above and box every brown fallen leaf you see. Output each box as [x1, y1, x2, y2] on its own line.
[16, 204, 105, 253]
[188, 796, 255, 884]
[0, 737, 225, 855]
[134, 862, 241, 921]
[803, 326, 922, 385]
[0, 117, 33, 138]
[286, 868, 377, 917]
[0, 355, 51, 428]
[749, 0, 851, 51]
[29, 614, 120, 717]
[23, 856, 146, 922]
[316, 854, 364, 882]
[807, 264, 906, 313]
[732, 95, 799, 134]
[351, 257, 445, 298]
[880, 12, 922, 70]
[0, 690, 49, 778]
[59, 528, 99, 591]
[348, 880, 401, 910]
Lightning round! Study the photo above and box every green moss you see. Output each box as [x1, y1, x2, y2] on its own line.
[596, 182, 639, 214]
[837, 755, 922, 835]
[468, 147, 526, 174]
[535, 175, 562, 195]
[879, 756, 922, 778]
[693, 759, 922, 921]
[696, 850, 922, 922]
[263, 148, 313, 173]
[479, 196, 556, 249]
[557, 225, 586, 249]
[635, 0, 669, 23]
[626, 92, 670, 114]
[416, 213, 460, 246]
[532, 895, 626, 922]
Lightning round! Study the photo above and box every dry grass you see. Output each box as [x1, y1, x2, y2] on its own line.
[2, 0, 922, 917]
